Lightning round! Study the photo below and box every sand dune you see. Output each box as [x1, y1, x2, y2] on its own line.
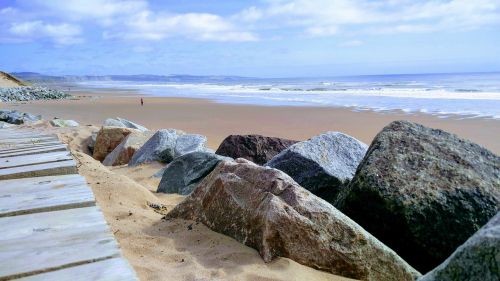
[0, 71, 25, 88]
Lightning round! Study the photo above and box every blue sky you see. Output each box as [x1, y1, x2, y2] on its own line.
[0, 0, 499, 77]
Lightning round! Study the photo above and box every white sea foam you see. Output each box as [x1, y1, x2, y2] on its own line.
[76, 73, 500, 119]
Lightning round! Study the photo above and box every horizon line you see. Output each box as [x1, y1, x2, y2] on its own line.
[8, 70, 500, 81]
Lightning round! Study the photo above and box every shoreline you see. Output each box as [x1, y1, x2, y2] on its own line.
[2, 92, 499, 154]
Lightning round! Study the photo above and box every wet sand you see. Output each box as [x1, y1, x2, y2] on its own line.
[3, 92, 500, 154]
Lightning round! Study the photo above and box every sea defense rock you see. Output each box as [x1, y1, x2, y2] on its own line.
[335, 120, 500, 272]
[266, 132, 368, 202]
[103, 130, 154, 166]
[128, 129, 184, 166]
[50, 119, 79, 127]
[0, 109, 41, 125]
[103, 117, 148, 132]
[103, 118, 124, 128]
[0, 110, 10, 121]
[0, 121, 14, 128]
[87, 131, 98, 154]
[0, 86, 70, 102]
[157, 151, 231, 195]
[174, 134, 209, 157]
[418, 211, 500, 281]
[215, 134, 298, 165]
[166, 159, 420, 281]
[92, 127, 139, 161]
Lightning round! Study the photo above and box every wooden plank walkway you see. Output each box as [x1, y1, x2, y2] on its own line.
[0, 127, 138, 281]
[0, 144, 68, 158]
[0, 175, 95, 217]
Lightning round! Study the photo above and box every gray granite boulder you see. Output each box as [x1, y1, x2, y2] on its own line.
[0, 110, 10, 121]
[174, 134, 209, 157]
[0, 110, 41, 125]
[157, 152, 231, 195]
[103, 118, 124, 128]
[215, 134, 298, 165]
[3, 110, 23, 124]
[128, 129, 183, 166]
[50, 119, 79, 127]
[103, 117, 148, 132]
[0, 121, 14, 128]
[166, 159, 420, 281]
[266, 131, 368, 202]
[335, 120, 500, 272]
[419, 212, 500, 281]
[87, 131, 98, 154]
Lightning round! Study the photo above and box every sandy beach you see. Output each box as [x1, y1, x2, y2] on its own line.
[2, 90, 499, 281]
[3, 92, 500, 154]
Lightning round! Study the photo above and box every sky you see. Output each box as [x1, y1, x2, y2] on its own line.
[0, 0, 499, 77]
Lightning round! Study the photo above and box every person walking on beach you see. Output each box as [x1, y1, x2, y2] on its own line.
[140, 98, 144, 106]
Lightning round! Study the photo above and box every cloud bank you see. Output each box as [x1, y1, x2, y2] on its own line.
[0, 0, 499, 45]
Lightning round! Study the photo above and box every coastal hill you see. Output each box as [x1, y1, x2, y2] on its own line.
[0, 71, 26, 88]
[12, 72, 254, 83]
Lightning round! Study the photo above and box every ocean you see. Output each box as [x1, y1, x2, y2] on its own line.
[74, 72, 500, 120]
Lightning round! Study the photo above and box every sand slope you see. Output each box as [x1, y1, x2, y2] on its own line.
[54, 126, 354, 281]
[0, 71, 25, 88]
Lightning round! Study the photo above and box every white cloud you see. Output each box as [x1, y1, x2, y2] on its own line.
[0, 7, 17, 15]
[27, 0, 147, 24]
[113, 11, 258, 42]
[240, 0, 500, 36]
[24, 0, 257, 42]
[234, 6, 264, 22]
[8, 21, 82, 45]
[3, 0, 499, 44]
[338, 40, 364, 47]
[306, 26, 339, 37]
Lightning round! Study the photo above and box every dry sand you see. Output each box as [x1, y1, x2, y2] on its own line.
[3, 93, 500, 154]
[51, 125, 353, 281]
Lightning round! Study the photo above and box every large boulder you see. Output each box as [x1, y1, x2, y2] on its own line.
[128, 129, 183, 166]
[174, 134, 209, 157]
[103, 130, 154, 166]
[418, 211, 500, 281]
[157, 152, 231, 195]
[3, 111, 24, 124]
[0, 110, 41, 125]
[0, 110, 10, 121]
[0, 121, 14, 128]
[215, 134, 298, 165]
[335, 120, 500, 272]
[103, 118, 125, 128]
[92, 127, 139, 161]
[266, 132, 368, 202]
[87, 131, 98, 154]
[166, 159, 420, 281]
[103, 117, 148, 132]
[50, 119, 79, 127]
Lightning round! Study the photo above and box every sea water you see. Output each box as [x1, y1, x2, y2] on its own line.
[75, 72, 500, 119]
